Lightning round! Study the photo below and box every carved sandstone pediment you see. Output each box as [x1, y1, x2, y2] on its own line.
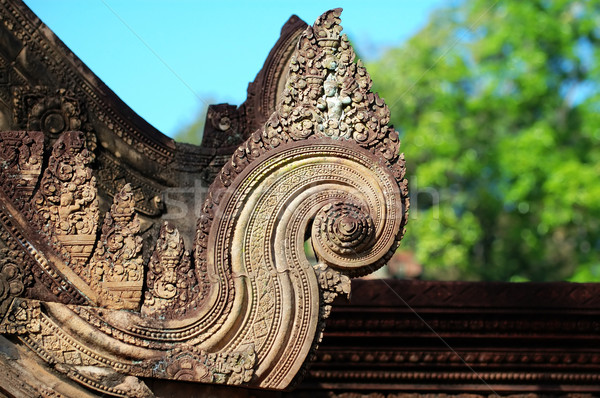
[0, 4, 407, 396]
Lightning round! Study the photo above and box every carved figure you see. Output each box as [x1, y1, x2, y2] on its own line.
[90, 183, 144, 310]
[32, 130, 99, 281]
[317, 73, 351, 122]
[142, 221, 202, 317]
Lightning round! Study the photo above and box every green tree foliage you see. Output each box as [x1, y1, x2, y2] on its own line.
[173, 104, 208, 145]
[368, 0, 600, 281]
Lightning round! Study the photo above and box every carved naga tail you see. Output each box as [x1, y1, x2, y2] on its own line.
[0, 8, 407, 396]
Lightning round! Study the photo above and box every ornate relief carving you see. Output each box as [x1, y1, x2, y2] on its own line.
[174, 16, 307, 182]
[0, 298, 40, 335]
[312, 201, 376, 268]
[155, 345, 255, 385]
[242, 15, 308, 136]
[95, 151, 165, 216]
[0, 0, 173, 165]
[314, 263, 350, 314]
[90, 184, 144, 310]
[8, 301, 154, 397]
[12, 87, 97, 154]
[194, 8, 407, 390]
[0, 248, 30, 319]
[0, 197, 90, 305]
[142, 222, 203, 317]
[0, 130, 43, 202]
[275, 11, 402, 169]
[32, 130, 99, 281]
[0, 6, 407, 397]
[201, 104, 244, 149]
[27, 90, 83, 135]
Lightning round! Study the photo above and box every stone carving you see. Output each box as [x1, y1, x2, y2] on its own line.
[201, 104, 244, 149]
[12, 87, 97, 154]
[0, 298, 40, 335]
[0, 194, 90, 305]
[0, 130, 44, 202]
[0, 6, 407, 397]
[314, 263, 351, 317]
[280, 10, 401, 165]
[175, 16, 307, 182]
[0, 248, 30, 318]
[90, 183, 144, 310]
[317, 73, 351, 122]
[13, 87, 81, 134]
[241, 15, 308, 136]
[194, 8, 407, 389]
[295, 279, 600, 395]
[313, 201, 376, 264]
[27, 90, 84, 136]
[95, 151, 165, 216]
[32, 130, 99, 281]
[142, 221, 202, 317]
[172, 16, 307, 183]
[156, 346, 255, 385]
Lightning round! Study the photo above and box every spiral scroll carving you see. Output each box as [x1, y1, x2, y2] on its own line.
[0, 7, 408, 396]
[195, 7, 408, 389]
[314, 201, 375, 256]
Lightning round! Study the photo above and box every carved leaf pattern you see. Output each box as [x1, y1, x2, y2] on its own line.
[142, 221, 203, 318]
[90, 183, 144, 310]
[195, 7, 408, 290]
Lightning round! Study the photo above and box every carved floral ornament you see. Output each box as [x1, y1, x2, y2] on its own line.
[0, 8, 407, 397]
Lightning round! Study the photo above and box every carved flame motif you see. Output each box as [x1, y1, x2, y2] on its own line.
[90, 183, 144, 310]
[261, 8, 404, 167]
[142, 221, 202, 317]
[32, 130, 99, 281]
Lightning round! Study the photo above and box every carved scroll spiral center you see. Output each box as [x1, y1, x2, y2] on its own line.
[337, 216, 357, 235]
[314, 202, 375, 256]
[42, 112, 65, 134]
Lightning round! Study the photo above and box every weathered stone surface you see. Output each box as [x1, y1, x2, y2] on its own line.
[0, 3, 407, 397]
[32, 130, 99, 282]
[0, 130, 43, 202]
[90, 183, 144, 310]
[293, 279, 600, 396]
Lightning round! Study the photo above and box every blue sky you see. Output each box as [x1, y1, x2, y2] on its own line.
[23, 0, 444, 138]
